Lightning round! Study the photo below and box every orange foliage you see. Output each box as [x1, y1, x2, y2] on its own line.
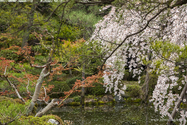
[0, 57, 14, 74]
[74, 71, 103, 88]
[46, 85, 54, 93]
[48, 64, 74, 82]
[58, 71, 103, 107]
[2, 45, 31, 58]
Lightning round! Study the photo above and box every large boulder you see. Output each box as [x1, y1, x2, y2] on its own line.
[100, 95, 114, 103]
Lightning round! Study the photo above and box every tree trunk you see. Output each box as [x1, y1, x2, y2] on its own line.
[5, 76, 25, 103]
[27, 66, 50, 115]
[21, 0, 37, 49]
[142, 53, 151, 102]
[142, 66, 150, 102]
[35, 99, 58, 117]
[81, 63, 85, 108]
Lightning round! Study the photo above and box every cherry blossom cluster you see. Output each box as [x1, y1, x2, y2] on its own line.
[91, 2, 187, 124]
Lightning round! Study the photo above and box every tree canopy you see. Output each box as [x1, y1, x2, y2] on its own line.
[1, 0, 187, 124]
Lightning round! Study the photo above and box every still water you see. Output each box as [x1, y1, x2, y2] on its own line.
[41, 104, 179, 125]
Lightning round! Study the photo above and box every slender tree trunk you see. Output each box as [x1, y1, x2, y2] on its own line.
[21, 0, 36, 49]
[81, 63, 85, 108]
[142, 53, 151, 102]
[145, 103, 149, 125]
[142, 66, 150, 102]
[81, 108, 85, 125]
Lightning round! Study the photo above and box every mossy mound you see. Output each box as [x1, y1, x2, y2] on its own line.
[20, 115, 64, 125]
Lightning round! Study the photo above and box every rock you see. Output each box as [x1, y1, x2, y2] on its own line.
[63, 98, 74, 105]
[85, 107, 94, 110]
[85, 98, 96, 103]
[85, 98, 97, 105]
[101, 95, 114, 103]
[48, 119, 59, 125]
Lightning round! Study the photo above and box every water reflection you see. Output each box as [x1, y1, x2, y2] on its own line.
[39, 104, 173, 125]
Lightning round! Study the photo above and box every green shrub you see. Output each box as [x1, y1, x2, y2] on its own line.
[0, 49, 20, 61]
[63, 5, 102, 40]
[50, 81, 71, 98]
[86, 82, 105, 96]
[0, 34, 22, 49]
[126, 85, 142, 98]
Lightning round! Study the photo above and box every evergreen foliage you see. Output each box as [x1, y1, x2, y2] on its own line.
[0, 96, 30, 125]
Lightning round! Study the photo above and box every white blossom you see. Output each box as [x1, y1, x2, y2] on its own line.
[91, 3, 187, 122]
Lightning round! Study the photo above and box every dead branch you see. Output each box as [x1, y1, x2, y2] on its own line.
[3, 66, 25, 103]
[35, 99, 58, 117]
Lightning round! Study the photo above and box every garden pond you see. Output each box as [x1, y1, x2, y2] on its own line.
[37, 103, 181, 125]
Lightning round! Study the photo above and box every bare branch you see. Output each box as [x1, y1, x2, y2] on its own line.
[25, 78, 33, 99]
[35, 99, 58, 117]
[3, 76, 25, 103]
[30, 61, 52, 69]
[44, 72, 50, 78]
[42, 86, 47, 101]
[26, 79, 30, 94]
[4, 65, 7, 76]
